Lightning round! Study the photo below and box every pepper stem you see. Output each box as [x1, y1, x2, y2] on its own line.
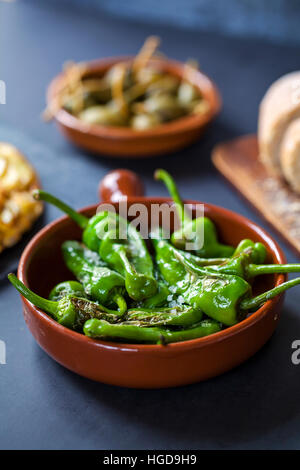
[8, 273, 58, 316]
[154, 169, 191, 224]
[112, 293, 127, 315]
[240, 277, 300, 311]
[118, 247, 136, 276]
[248, 263, 300, 277]
[173, 248, 207, 276]
[33, 189, 88, 229]
[180, 252, 228, 266]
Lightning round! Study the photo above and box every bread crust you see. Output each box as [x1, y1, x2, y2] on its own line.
[281, 118, 300, 193]
[258, 71, 300, 177]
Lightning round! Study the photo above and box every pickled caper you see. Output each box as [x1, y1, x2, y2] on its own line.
[46, 37, 208, 130]
[147, 75, 180, 95]
[177, 81, 199, 106]
[104, 64, 133, 90]
[78, 103, 128, 126]
[137, 93, 185, 122]
[130, 113, 161, 130]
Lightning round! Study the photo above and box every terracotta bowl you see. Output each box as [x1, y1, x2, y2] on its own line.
[18, 170, 286, 388]
[46, 57, 222, 158]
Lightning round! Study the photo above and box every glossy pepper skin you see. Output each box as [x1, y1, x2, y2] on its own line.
[184, 239, 267, 270]
[152, 234, 300, 326]
[151, 229, 234, 294]
[98, 214, 157, 301]
[49, 280, 87, 302]
[233, 239, 267, 264]
[174, 248, 300, 325]
[139, 279, 170, 308]
[83, 318, 221, 344]
[150, 228, 191, 293]
[154, 169, 234, 257]
[125, 305, 203, 327]
[177, 240, 300, 281]
[178, 240, 264, 279]
[8, 274, 121, 330]
[183, 271, 251, 326]
[151, 231, 268, 283]
[151, 230, 251, 325]
[62, 240, 127, 314]
[33, 190, 158, 302]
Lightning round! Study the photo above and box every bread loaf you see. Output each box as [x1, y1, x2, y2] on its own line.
[281, 118, 300, 193]
[258, 71, 300, 178]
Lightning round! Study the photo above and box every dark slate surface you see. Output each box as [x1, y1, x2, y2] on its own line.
[29, 0, 300, 46]
[1, 1, 300, 450]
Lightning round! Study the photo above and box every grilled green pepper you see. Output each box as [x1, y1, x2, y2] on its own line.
[151, 230, 250, 324]
[154, 169, 234, 257]
[151, 233, 300, 326]
[176, 242, 300, 281]
[174, 250, 300, 325]
[98, 220, 157, 301]
[125, 305, 203, 327]
[8, 274, 121, 330]
[33, 190, 158, 301]
[150, 228, 191, 292]
[183, 239, 267, 268]
[62, 240, 127, 313]
[49, 280, 87, 302]
[139, 279, 170, 308]
[233, 239, 267, 264]
[83, 318, 221, 344]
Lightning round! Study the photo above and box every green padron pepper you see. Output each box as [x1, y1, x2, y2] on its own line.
[97, 212, 157, 301]
[174, 248, 300, 325]
[150, 228, 191, 293]
[151, 232, 300, 326]
[49, 280, 87, 302]
[8, 274, 122, 331]
[125, 305, 203, 327]
[154, 169, 234, 257]
[34, 190, 158, 301]
[83, 318, 221, 344]
[62, 240, 127, 313]
[177, 239, 300, 281]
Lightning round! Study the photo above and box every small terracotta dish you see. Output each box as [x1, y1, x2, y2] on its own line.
[46, 57, 221, 158]
[18, 170, 286, 388]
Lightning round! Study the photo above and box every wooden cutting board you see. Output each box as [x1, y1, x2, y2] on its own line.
[212, 134, 300, 256]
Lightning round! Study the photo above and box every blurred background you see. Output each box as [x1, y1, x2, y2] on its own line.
[34, 0, 300, 45]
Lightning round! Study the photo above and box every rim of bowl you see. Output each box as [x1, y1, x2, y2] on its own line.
[18, 197, 286, 354]
[46, 56, 222, 139]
